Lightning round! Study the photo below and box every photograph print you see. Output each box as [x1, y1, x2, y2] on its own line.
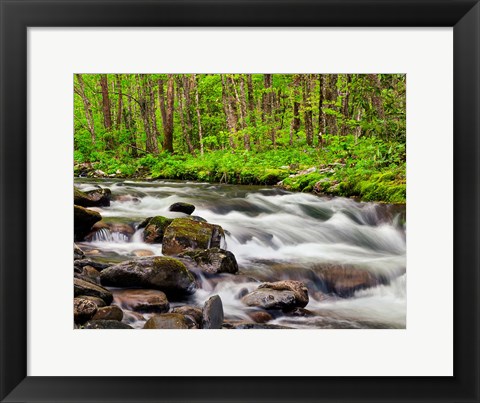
[73, 73, 406, 330]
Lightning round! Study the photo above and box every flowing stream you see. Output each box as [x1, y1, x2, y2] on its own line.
[75, 178, 406, 329]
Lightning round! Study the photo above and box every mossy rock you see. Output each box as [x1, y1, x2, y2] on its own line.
[100, 256, 196, 298]
[162, 218, 225, 256]
[143, 216, 173, 244]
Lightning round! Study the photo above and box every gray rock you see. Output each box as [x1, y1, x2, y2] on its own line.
[100, 256, 196, 298]
[74, 243, 85, 260]
[241, 280, 309, 310]
[202, 295, 224, 329]
[178, 248, 238, 274]
[169, 202, 195, 215]
[74, 186, 111, 207]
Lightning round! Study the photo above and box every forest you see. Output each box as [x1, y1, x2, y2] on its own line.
[74, 74, 406, 203]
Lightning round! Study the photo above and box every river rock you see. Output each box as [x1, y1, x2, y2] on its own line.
[142, 216, 173, 243]
[248, 310, 273, 323]
[74, 243, 85, 260]
[177, 248, 238, 274]
[76, 295, 106, 308]
[75, 265, 101, 284]
[92, 305, 124, 321]
[143, 313, 195, 329]
[113, 289, 170, 313]
[242, 280, 309, 310]
[100, 256, 196, 297]
[162, 218, 225, 255]
[225, 322, 292, 330]
[83, 320, 133, 329]
[169, 202, 195, 215]
[133, 249, 155, 257]
[74, 259, 112, 272]
[74, 278, 113, 304]
[314, 264, 383, 297]
[202, 295, 224, 329]
[74, 298, 98, 324]
[171, 305, 203, 327]
[74, 186, 111, 207]
[74, 205, 102, 241]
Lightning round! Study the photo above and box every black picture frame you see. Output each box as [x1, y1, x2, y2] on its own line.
[1, 1, 479, 402]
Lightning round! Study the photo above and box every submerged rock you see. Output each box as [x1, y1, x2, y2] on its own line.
[178, 248, 238, 274]
[169, 202, 195, 215]
[100, 256, 196, 297]
[74, 186, 111, 207]
[74, 278, 113, 304]
[248, 310, 273, 323]
[202, 295, 224, 329]
[162, 218, 225, 255]
[74, 205, 102, 241]
[83, 320, 133, 329]
[113, 289, 170, 313]
[143, 313, 196, 329]
[92, 305, 124, 321]
[74, 298, 98, 324]
[313, 264, 384, 297]
[242, 280, 309, 310]
[142, 216, 173, 244]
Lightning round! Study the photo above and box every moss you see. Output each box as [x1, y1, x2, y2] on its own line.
[143, 216, 173, 243]
[149, 216, 173, 228]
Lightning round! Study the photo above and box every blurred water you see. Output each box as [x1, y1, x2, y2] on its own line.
[76, 178, 406, 329]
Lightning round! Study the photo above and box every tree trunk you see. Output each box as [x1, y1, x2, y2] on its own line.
[341, 74, 352, 136]
[99, 75, 114, 149]
[74, 74, 96, 144]
[231, 75, 250, 151]
[115, 74, 123, 130]
[193, 74, 204, 156]
[302, 74, 314, 146]
[176, 76, 195, 155]
[263, 74, 275, 147]
[368, 74, 385, 119]
[221, 74, 236, 149]
[318, 74, 325, 145]
[325, 74, 338, 135]
[137, 75, 158, 154]
[163, 75, 175, 153]
[292, 75, 301, 135]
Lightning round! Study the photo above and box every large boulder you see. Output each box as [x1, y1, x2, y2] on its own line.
[74, 205, 101, 241]
[202, 295, 224, 329]
[142, 216, 173, 243]
[100, 256, 196, 297]
[143, 313, 196, 329]
[169, 202, 195, 215]
[83, 320, 132, 329]
[177, 248, 238, 274]
[242, 280, 309, 310]
[74, 278, 113, 304]
[113, 289, 170, 313]
[74, 298, 98, 324]
[162, 218, 225, 256]
[74, 186, 111, 207]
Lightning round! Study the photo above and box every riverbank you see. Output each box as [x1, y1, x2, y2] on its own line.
[74, 135, 406, 204]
